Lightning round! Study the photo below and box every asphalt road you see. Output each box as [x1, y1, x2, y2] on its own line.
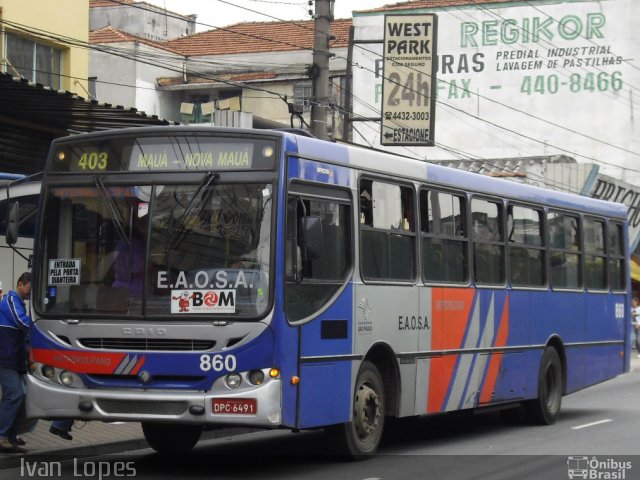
[3, 369, 639, 480]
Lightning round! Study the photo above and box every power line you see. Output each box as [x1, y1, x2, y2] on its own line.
[98, 0, 640, 163]
[7, 4, 638, 173]
[353, 41, 640, 160]
[160, 0, 640, 165]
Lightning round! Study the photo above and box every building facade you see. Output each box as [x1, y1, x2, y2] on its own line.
[350, 0, 640, 284]
[351, 0, 638, 182]
[0, 0, 89, 94]
[88, 1, 351, 134]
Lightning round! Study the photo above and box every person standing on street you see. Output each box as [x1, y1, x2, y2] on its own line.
[632, 297, 640, 357]
[0, 272, 32, 453]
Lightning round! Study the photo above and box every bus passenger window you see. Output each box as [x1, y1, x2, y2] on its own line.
[360, 179, 415, 282]
[420, 190, 468, 284]
[507, 205, 545, 287]
[584, 217, 606, 290]
[608, 222, 625, 291]
[471, 198, 505, 285]
[548, 212, 582, 289]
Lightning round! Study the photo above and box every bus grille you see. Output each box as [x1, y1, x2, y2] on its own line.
[78, 338, 215, 352]
[96, 399, 188, 416]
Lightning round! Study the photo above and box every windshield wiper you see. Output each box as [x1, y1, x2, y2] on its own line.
[169, 171, 219, 250]
[95, 176, 130, 247]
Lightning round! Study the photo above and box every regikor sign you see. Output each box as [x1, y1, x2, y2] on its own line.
[382, 14, 438, 146]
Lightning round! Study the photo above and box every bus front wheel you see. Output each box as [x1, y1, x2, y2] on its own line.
[525, 347, 563, 425]
[328, 361, 385, 459]
[142, 422, 202, 454]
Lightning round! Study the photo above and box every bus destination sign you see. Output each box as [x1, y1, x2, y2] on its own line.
[52, 136, 277, 173]
[129, 143, 255, 171]
[381, 14, 438, 147]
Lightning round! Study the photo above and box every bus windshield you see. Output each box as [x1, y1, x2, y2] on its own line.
[38, 181, 272, 319]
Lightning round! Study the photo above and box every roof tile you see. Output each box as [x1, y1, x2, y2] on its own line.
[163, 18, 352, 56]
[89, 26, 183, 54]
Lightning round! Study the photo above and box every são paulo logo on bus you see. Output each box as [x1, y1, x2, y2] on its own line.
[171, 289, 235, 314]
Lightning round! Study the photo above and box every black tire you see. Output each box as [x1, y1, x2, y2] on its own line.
[327, 361, 385, 459]
[525, 347, 563, 425]
[142, 422, 202, 454]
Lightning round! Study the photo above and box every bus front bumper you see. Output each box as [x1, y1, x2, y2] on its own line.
[25, 374, 283, 428]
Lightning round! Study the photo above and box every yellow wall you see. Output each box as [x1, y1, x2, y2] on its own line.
[0, 0, 89, 94]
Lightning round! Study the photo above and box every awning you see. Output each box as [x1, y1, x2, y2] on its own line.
[0, 72, 175, 174]
[631, 259, 640, 283]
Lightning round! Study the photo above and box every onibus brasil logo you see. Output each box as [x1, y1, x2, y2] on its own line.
[567, 456, 632, 479]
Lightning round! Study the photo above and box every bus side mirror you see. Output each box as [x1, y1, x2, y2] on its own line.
[6, 201, 19, 246]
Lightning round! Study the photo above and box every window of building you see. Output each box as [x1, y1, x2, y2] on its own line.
[471, 198, 505, 285]
[420, 189, 468, 283]
[360, 179, 415, 281]
[293, 83, 313, 113]
[4, 33, 62, 90]
[548, 211, 582, 289]
[507, 205, 545, 287]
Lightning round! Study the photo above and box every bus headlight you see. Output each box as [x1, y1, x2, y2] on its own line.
[59, 371, 74, 386]
[42, 365, 55, 379]
[226, 373, 242, 389]
[248, 370, 265, 385]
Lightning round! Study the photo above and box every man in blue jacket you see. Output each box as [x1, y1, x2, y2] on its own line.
[0, 272, 32, 453]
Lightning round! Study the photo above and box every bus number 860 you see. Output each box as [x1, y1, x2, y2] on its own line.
[200, 354, 237, 372]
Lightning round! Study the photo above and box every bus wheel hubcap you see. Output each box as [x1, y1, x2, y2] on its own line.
[354, 383, 380, 438]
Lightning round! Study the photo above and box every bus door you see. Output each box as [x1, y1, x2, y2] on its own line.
[285, 177, 353, 429]
[355, 179, 420, 417]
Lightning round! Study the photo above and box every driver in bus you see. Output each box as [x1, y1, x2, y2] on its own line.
[112, 208, 147, 296]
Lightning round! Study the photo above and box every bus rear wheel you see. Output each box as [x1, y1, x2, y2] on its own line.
[328, 361, 385, 459]
[142, 422, 202, 454]
[525, 347, 563, 425]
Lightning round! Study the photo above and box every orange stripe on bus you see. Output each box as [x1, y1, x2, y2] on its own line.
[428, 288, 475, 413]
[479, 296, 509, 404]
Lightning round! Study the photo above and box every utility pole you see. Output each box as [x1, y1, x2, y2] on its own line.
[310, 0, 332, 140]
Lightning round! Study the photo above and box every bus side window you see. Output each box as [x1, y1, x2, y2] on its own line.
[548, 212, 582, 289]
[507, 204, 545, 287]
[471, 198, 505, 285]
[608, 222, 625, 291]
[421, 189, 468, 284]
[584, 217, 606, 290]
[285, 188, 352, 322]
[360, 179, 416, 282]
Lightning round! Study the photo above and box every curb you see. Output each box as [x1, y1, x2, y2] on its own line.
[0, 427, 256, 470]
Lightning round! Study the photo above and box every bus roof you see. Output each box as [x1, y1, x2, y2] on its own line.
[44, 126, 628, 221]
[288, 132, 628, 221]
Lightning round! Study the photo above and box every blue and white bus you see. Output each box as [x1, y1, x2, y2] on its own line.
[0, 174, 40, 290]
[16, 126, 629, 457]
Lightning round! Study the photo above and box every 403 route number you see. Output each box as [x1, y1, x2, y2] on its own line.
[200, 354, 237, 372]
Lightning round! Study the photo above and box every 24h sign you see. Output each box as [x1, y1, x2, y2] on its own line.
[381, 14, 438, 146]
